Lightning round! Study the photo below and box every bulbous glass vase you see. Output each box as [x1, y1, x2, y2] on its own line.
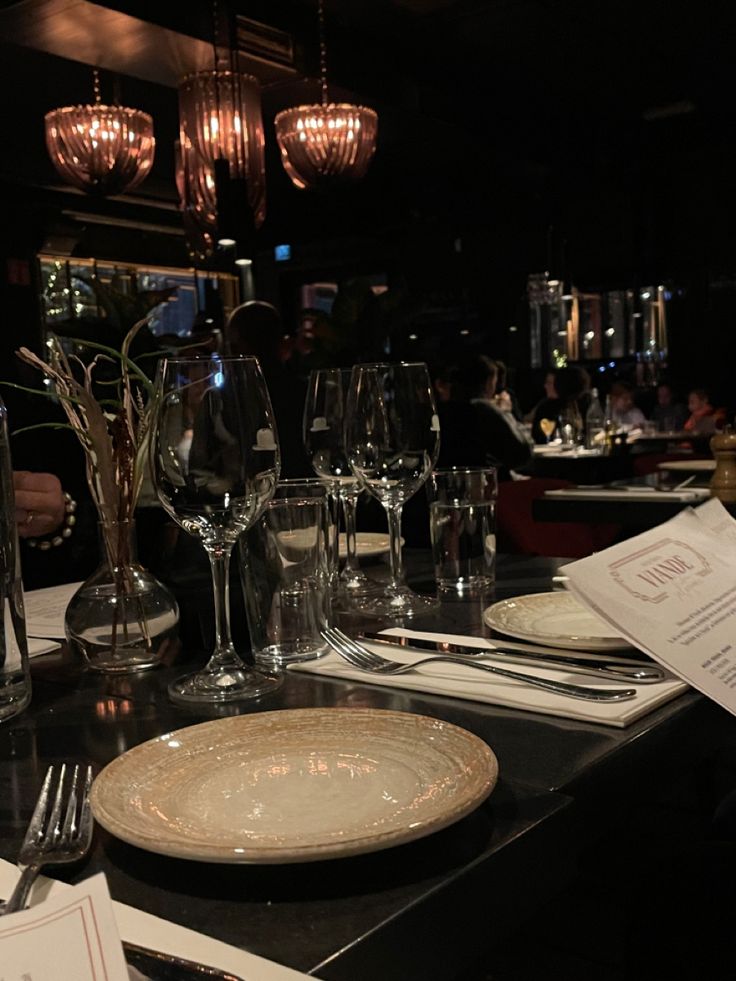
[65, 520, 179, 673]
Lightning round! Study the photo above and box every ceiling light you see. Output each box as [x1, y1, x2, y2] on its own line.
[45, 70, 154, 196]
[274, 0, 377, 190]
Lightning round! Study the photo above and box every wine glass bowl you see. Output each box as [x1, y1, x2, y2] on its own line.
[151, 357, 282, 703]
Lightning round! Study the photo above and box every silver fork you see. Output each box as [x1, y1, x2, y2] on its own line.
[321, 627, 636, 702]
[3, 763, 94, 915]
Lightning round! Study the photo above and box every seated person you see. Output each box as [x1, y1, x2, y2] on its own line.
[610, 381, 646, 430]
[434, 355, 532, 477]
[650, 382, 687, 432]
[531, 366, 590, 443]
[225, 301, 310, 477]
[14, 471, 65, 539]
[684, 388, 727, 435]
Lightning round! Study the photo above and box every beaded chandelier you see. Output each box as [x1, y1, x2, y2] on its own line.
[177, 69, 266, 236]
[45, 71, 155, 196]
[274, 0, 377, 190]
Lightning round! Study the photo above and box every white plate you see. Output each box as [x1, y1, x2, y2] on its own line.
[90, 708, 498, 864]
[338, 532, 402, 559]
[483, 592, 630, 651]
[656, 459, 715, 472]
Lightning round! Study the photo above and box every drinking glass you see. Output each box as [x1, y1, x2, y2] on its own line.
[345, 362, 440, 616]
[303, 368, 373, 598]
[150, 357, 282, 703]
[539, 417, 556, 443]
[427, 468, 497, 591]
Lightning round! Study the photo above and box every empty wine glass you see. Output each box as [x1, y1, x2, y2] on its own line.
[150, 357, 282, 703]
[303, 368, 374, 599]
[345, 362, 440, 616]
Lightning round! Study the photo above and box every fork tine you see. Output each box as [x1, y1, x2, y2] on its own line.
[77, 767, 94, 847]
[322, 627, 374, 669]
[331, 628, 382, 667]
[45, 763, 67, 848]
[23, 766, 55, 848]
[60, 765, 80, 841]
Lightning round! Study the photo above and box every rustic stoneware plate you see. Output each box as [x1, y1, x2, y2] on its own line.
[90, 708, 498, 863]
[484, 592, 630, 651]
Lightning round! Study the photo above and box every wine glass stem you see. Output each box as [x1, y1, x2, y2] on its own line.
[205, 543, 237, 661]
[385, 504, 404, 591]
[341, 489, 361, 575]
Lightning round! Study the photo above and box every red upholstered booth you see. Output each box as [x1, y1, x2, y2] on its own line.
[497, 478, 621, 559]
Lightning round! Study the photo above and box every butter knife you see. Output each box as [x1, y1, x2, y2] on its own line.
[358, 632, 665, 683]
[123, 941, 244, 981]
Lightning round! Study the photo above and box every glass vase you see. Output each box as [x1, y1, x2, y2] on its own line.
[65, 520, 179, 673]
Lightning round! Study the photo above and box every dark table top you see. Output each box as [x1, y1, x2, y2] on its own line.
[532, 494, 736, 530]
[1, 553, 731, 980]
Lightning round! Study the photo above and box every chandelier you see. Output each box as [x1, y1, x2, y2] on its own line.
[274, 0, 378, 190]
[177, 69, 266, 249]
[45, 70, 155, 196]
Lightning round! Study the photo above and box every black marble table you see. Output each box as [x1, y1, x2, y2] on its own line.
[0, 554, 732, 980]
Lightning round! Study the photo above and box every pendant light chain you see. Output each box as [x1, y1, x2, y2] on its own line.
[318, 0, 328, 107]
[93, 68, 101, 105]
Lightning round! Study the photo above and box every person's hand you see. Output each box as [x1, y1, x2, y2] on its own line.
[13, 471, 66, 539]
[495, 390, 513, 412]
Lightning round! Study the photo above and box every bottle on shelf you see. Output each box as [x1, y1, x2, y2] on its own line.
[585, 388, 605, 451]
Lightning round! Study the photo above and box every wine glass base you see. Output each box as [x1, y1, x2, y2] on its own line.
[353, 587, 439, 618]
[168, 665, 283, 704]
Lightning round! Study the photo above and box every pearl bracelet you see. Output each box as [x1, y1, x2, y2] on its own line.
[26, 492, 77, 551]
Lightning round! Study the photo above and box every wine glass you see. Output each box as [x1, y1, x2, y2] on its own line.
[150, 357, 282, 703]
[303, 368, 374, 599]
[345, 362, 440, 616]
[540, 417, 556, 443]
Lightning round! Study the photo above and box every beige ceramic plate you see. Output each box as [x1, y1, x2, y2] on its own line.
[483, 592, 629, 651]
[656, 459, 715, 472]
[90, 708, 498, 864]
[338, 532, 403, 559]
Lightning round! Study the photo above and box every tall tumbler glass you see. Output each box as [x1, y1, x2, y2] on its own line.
[150, 357, 282, 704]
[345, 362, 440, 617]
[303, 368, 373, 598]
[427, 468, 497, 591]
[0, 396, 31, 722]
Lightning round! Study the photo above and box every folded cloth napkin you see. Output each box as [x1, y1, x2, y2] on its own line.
[291, 629, 689, 728]
[0, 860, 316, 981]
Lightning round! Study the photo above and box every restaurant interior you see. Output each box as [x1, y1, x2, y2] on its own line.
[1, 1, 736, 979]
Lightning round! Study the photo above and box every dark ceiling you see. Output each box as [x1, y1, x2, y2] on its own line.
[0, 0, 735, 296]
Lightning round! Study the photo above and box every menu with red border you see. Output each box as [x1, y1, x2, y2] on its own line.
[562, 499, 736, 717]
[0, 874, 129, 980]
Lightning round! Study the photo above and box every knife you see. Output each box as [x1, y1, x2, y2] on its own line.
[358, 632, 666, 683]
[123, 941, 245, 980]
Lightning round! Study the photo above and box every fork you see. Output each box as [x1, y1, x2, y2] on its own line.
[3, 763, 94, 915]
[321, 627, 637, 702]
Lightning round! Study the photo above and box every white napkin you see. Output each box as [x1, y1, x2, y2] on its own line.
[0, 860, 317, 981]
[292, 629, 689, 728]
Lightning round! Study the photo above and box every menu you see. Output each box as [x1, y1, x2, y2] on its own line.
[562, 499, 736, 716]
[0, 874, 130, 981]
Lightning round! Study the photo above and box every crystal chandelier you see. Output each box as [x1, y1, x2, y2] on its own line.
[274, 0, 377, 190]
[177, 69, 266, 245]
[45, 71, 155, 196]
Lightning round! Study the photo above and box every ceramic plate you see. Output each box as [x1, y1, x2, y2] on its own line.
[483, 592, 629, 651]
[90, 708, 498, 864]
[656, 459, 715, 472]
[338, 532, 402, 559]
